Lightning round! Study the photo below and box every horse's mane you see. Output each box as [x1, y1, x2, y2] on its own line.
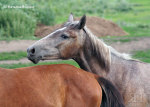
[108, 46, 132, 60]
[83, 26, 133, 71]
[83, 26, 111, 72]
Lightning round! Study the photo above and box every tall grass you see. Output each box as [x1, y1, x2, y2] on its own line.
[113, 0, 132, 12]
[0, 10, 36, 38]
[0, 0, 55, 38]
[37, 7, 55, 25]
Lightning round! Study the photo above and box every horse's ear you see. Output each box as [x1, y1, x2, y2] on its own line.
[68, 13, 74, 22]
[77, 15, 86, 29]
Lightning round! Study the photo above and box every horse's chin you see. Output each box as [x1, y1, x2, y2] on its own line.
[41, 56, 61, 60]
[27, 56, 41, 64]
[28, 58, 39, 64]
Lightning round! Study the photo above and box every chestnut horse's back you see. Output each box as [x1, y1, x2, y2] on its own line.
[0, 64, 102, 107]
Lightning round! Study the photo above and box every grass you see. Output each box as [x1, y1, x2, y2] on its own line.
[0, 60, 79, 69]
[104, 0, 150, 37]
[133, 49, 150, 63]
[0, 51, 27, 61]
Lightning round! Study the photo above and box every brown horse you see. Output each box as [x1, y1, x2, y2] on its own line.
[0, 64, 124, 107]
[27, 14, 150, 106]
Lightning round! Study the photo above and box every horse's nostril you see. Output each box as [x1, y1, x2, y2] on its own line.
[31, 48, 35, 54]
[27, 48, 29, 53]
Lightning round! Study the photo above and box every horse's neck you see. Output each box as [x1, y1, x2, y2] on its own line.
[75, 50, 107, 76]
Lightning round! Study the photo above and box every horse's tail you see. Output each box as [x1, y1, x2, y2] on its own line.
[96, 77, 125, 107]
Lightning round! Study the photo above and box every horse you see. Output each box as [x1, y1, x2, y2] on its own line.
[27, 14, 150, 107]
[0, 64, 124, 107]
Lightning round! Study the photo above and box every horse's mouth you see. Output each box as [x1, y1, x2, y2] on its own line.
[27, 56, 41, 64]
[27, 54, 61, 64]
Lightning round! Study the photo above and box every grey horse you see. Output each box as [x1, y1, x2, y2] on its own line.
[27, 14, 150, 107]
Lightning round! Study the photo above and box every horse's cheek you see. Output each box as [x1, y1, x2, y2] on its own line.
[60, 43, 79, 58]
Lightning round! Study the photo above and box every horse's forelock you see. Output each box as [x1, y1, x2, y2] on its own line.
[64, 21, 80, 29]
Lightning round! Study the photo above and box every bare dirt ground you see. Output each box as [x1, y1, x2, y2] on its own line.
[108, 37, 150, 53]
[0, 40, 36, 52]
[0, 37, 150, 64]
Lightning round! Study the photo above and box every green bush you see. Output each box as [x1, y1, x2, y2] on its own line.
[113, 0, 132, 12]
[37, 7, 55, 25]
[0, 10, 36, 38]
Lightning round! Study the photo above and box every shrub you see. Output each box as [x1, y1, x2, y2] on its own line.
[0, 10, 36, 38]
[37, 7, 55, 25]
[113, 0, 132, 12]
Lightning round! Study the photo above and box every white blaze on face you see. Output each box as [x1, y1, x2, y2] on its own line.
[46, 27, 67, 38]
[30, 27, 67, 49]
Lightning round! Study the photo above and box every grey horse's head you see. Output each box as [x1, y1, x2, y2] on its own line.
[27, 14, 87, 64]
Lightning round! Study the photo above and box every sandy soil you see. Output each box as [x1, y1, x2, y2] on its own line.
[0, 37, 150, 64]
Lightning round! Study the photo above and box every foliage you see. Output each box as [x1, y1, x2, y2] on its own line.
[37, 7, 55, 25]
[113, 0, 132, 12]
[0, 10, 36, 38]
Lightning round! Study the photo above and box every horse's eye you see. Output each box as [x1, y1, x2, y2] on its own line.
[61, 34, 69, 39]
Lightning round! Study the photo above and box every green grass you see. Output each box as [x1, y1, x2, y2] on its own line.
[133, 49, 150, 63]
[0, 51, 27, 61]
[104, 0, 150, 37]
[0, 60, 79, 69]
